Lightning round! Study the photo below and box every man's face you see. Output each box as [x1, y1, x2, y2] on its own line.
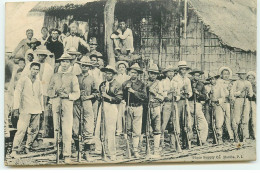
[149, 72, 158, 81]
[27, 54, 34, 62]
[179, 68, 187, 76]
[60, 60, 71, 71]
[70, 54, 77, 60]
[90, 44, 97, 51]
[70, 27, 78, 36]
[16, 72, 22, 80]
[18, 60, 25, 69]
[51, 31, 59, 40]
[38, 54, 47, 63]
[247, 75, 255, 83]
[119, 22, 126, 30]
[118, 64, 126, 74]
[41, 28, 48, 37]
[26, 30, 33, 39]
[91, 57, 98, 64]
[105, 71, 114, 81]
[81, 64, 91, 73]
[193, 72, 201, 81]
[210, 77, 216, 85]
[30, 65, 40, 77]
[239, 73, 246, 80]
[222, 70, 230, 80]
[129, 69, 138, 80]
[166, 71, 174, 79]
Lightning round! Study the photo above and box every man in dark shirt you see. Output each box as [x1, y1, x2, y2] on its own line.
[188, 68, 208, 145]
[122, 63, 147, 158]
[46, 29, 64, 71]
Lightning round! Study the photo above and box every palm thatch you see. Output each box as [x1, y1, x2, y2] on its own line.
[189, 0, 256, 52]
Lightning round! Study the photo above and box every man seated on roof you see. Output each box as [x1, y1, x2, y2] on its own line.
[111, 18, 134, 56]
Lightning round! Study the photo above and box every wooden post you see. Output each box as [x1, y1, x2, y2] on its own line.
[104, 0, 117, 67]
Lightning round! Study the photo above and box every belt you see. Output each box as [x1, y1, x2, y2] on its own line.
[235, 96, 247, 99]
[129, 103, 142, 107]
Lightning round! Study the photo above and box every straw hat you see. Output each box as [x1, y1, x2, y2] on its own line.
[67, 47, 81, 55]
[127, 63, 143, 74]
[148, 63, 160, 74]
[58, 53, 74, 61]
[116, 61, 129, 69]
[162, 64, 176, 73]
[35, 45, 52, 56]
[178, 61, 190, 69]
[101, 65, 118, 74]
[218, 66, 232, 78]
[206, 72, 220, 81]
[89, 37, 98, 45]
[77, 56, 92, 66]
[247, 71, 256, 79]
[27, 40, 41, 47]
[189, 68, 204, 75]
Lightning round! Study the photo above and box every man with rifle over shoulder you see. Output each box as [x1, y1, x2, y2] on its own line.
[207, 72, 225, 145]
[122, 63, 147, 158]
[173, 61, 192, 149]
[232, 69, 253, 143]
[161, 64, 182, 151]
[188, 68, 208, 146]
[146, 63, 164, 158]
[72, 56, 99, 162]
[98, 65, 123, 161]
[47, 53, 80, 164]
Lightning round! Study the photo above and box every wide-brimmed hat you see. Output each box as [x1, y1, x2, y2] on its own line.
[67, 47, 81, 55]
[189, 68, 204, 75]
[27, 40, 41, 47]
[247, 71, 256, 79]
[178, 61, 190, 70]
[206, 72, 220, 81]
[101, 65, 117, 74]
[77, 56, 92, 66]
[148, 63, 159, 74]
[116, 61, 129, 69]
[162, 64, 176, 73]
[236, 69, 247, 74]
[127, 63, 143, 74]
[89, 37, 98, 45]
[35, 45, 52, 56]
[58, 53, 74, 61]
[218, 66, 232, 78]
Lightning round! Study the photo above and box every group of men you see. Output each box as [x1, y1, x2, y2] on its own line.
[5, 21, 256, 164]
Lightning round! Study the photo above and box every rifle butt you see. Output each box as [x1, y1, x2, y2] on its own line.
[56, 130, 59, 164]
[174, 135, 182, 153]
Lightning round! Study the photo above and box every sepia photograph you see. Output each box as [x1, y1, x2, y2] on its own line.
[4, 0, 257, 166]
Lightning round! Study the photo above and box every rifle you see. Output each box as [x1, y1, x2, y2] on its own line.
[145, 92, 151, 158]
[171, 93, 182, 153]
[77, 103, 83, 162]
[239, 89, 248, 142]
[56, 105, 61, 164]
[100, 85, 107, 161]
[193, 88, 202, 146]
[181, 92, 191, 149]
[124, 91, 131, 159]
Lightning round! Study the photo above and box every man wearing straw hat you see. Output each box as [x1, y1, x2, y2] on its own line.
[173, 61, 193, 147]
[246, 71, 256, 139]
[217, 66, 235, 142]
[72, 56, 99, 161]
[96, 65, 123, 161]
[207, 72, 226, 144]
[10, 62, 43, 158]
[232, 69, 253, 142]
[115, 61, 130, 136]
[86, 37, 103, 58]
[188, 68, 208, 145]
[146, 63, 164, 157]
[63, 22, 90, 52]
[160, 64, 181, 149]
[122, 63, 147, 158]
[47, 53, 80, 163]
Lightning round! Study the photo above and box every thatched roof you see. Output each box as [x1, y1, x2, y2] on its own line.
[30, 0, 257, 52]
[189, 0, 256, 52]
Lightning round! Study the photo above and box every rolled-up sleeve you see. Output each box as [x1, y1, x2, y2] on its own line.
[69, 75, 80, 101]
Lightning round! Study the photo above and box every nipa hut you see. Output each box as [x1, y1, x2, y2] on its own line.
[29, 0, 257, 75]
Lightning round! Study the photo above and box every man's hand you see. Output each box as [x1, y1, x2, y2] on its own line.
[13, 109, 19, 117]
[59, 92, 69, 99]
[128, 88, 135, 93]
[193, 88, 199, 95]
[102, 92, 111, 100]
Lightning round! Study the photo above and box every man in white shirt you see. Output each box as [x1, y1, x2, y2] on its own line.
[10, 62, 44, 158]
[111, 20, 134, 56]
[63, 22, 90, 52]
